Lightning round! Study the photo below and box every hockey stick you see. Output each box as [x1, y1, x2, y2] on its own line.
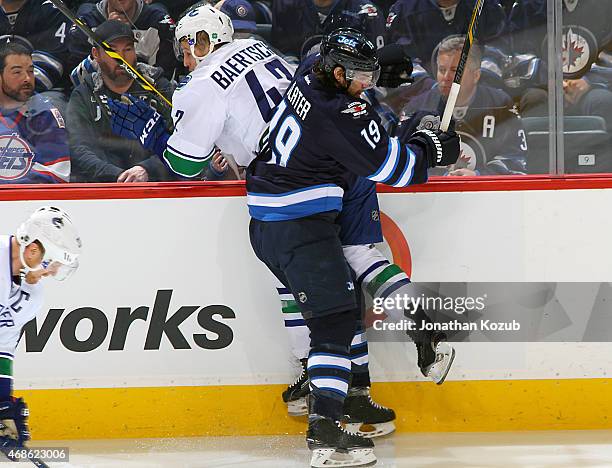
[47, 0, 172, 108]
[440, 0, 485, 131]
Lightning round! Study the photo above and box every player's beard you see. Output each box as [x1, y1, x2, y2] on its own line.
[3, 82, 34, 103]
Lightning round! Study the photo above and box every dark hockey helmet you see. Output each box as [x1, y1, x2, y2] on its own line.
[320, 28, 380, 88]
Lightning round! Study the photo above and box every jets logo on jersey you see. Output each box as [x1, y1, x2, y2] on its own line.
[342, 101, 368, 118]
[561, 25, 597, 78]
[453, 131, 486, 172]
[0, 134, 35, 180]
[358, 4, 378, 17]
[416, 114, 441, 131]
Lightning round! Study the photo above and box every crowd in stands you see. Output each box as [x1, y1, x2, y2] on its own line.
[0, 0, 609, 184]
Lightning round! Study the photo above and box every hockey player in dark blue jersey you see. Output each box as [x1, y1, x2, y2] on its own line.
[247, 28, 460, 467]
[271, 0, 386, 62]
[386, 0, 506, 70]
[0, 0, 70, 94]
[279, 45, 457, 440]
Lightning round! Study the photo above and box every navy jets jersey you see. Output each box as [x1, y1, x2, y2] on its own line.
[246, 73, 430, 221]
[386, 0, 506, 67]
[402, 84, 527, 174]
[0, 0, 70, 91]
[271, 0, 386, 60]
[0, 95, 70, 184]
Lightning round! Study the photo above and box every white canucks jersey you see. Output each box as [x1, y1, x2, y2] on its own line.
[0, 236, 44, 358]
[163, 39, 294, 178]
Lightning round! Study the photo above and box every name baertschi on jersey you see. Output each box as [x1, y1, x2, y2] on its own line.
[211, 42, 276, 90]
[285, 81, 312, 121]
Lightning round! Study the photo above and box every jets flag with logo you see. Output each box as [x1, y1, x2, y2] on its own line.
[0, 95, 70, 184]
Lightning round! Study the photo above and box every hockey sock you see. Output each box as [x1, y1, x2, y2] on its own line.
[277, 285, 309, 361]
[306, 310, 356, 420]
[350, 323, 371, 388]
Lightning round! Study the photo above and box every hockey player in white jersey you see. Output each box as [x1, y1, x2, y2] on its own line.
[0, 206, 81, 457]
[107, 4, 293, 178]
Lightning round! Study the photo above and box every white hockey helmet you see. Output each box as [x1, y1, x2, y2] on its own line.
[175, 4, 234, 64]
[16, 206, 82, 281]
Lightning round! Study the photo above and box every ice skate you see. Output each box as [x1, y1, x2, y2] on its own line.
[282, 358, 309, 416]
[343, 387, 395, 438]
[416, 332, 455, 385]
[307, 415, 377, 467]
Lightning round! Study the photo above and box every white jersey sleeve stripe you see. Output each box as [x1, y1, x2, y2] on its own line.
[367, 137, 400, 183]
[392, 146, 417, 187]
[166, 144, 215, 162]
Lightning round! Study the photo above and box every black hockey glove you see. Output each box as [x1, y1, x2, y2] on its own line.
[377, 44, 414, 88]
[0, 397, 30, 447]
[408, 129, 461, 168]
[396, 111, 460, 167]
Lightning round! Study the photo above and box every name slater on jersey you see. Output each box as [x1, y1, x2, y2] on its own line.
[285, 82, 312, 121]
[211, 42, 275, 90]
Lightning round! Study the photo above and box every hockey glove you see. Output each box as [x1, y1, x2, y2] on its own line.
[396, 110, 459, 166]
[0, 397, 30, 447]
[408, 129, 461, 168]
[377, 44, 414, 88]
[108, 94, 170, 157]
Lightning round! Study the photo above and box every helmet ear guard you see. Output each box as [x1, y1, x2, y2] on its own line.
[16, 206, 82, 281]
[175, 4, 234, 65]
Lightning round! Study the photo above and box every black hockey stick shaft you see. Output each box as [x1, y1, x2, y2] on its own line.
[47, 0, 172, 108]
[440, 0, 485, 131]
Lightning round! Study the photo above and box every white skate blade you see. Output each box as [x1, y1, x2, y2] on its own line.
[344, 421, 395, 438]
[287, 397, 307, 416]
[310, 448, 377, 467]
[426, 342, 456, 385]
